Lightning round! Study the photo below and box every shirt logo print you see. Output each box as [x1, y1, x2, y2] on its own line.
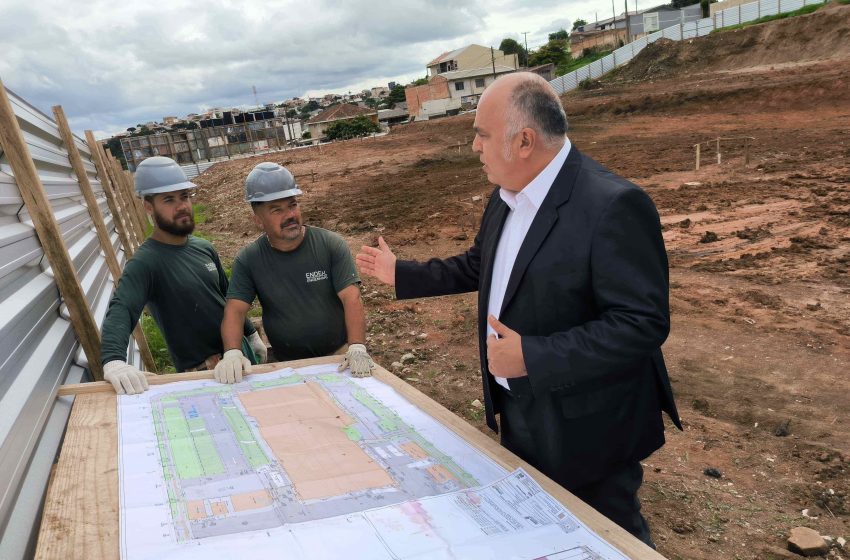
[305, 270, 328, 283]
[204, 262, 217, 272]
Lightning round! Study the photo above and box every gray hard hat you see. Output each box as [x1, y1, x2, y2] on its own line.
[245, 162, 302, 203]
[134, 156, 196, 196]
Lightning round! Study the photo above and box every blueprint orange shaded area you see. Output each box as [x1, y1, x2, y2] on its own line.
[400, 442, 428, 460]
[427, 464, 457, 484]
[238, 382, 394, 500]
[231, 490, 273, 511]
[210, 501, 229, 516]
[187, 500, 207, 520]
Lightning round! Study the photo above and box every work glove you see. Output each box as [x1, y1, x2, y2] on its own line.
[247, 332, 268, 364]
[103, 360, 149, 395]
[338, 344, 373, 378]
[215, 349, 251, 384]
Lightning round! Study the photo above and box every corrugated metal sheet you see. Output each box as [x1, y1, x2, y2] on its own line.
[549, 0, 826, 95]
[0, 87, 140, 559]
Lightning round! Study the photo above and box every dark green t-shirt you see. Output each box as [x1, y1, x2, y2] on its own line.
[227, 226, 359, 360]
[101, 236, 255, 372]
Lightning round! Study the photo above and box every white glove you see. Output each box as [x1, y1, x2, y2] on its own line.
[338, 344, 373, 378]
[247, 332, 268, 364]
[214, 349, 251, 384]
[103, 360, 149, 395]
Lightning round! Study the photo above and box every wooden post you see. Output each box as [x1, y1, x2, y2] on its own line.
[716, 137, 721, 165]
[84, 131, 135, 258]
[123, 168, 149, 239]
[102, 153, 141, 250]
[0, 81, 104, 379]
[744, 137, 750, 167]
[108, 155, 146, 243]
[52, 107, 157, 372]
[165, 133, 177, 161]
[695, 144, 701, 171]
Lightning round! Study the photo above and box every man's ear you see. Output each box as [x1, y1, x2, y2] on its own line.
[517, 128, 536, 159]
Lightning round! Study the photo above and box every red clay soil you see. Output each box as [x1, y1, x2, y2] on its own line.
[194, 6, 850, 558]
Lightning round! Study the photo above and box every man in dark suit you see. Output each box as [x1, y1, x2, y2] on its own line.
[355, 72, 680, 546]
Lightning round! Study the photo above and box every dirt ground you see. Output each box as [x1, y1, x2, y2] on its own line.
[193, 6, 850, 559]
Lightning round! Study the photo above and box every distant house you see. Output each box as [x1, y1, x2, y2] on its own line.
[378, 104, 410, 127]
[572, 4, 702, 56]
[527, 63, 555, 81]
[407, 44, 518, 120]
[306, 103, 378, 140]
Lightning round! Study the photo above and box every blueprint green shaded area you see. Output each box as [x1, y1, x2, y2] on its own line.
[163, 407, 204, 479]
[251, 375, 304, 388]
[317, 373, 345, 383]
[160, 386, 231, 403]
[342, 426, 362, 441]
[187, 417, 225, 475]
[222, 406, 269, 468]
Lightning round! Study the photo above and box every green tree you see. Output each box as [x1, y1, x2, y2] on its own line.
[324, 115, 380, 141]
[549, 28, 569, 40]
[105, 137, 127, 169]
[412, 76, 429, 86]
[388, 85, 406, 104]
[528, 39, 571, 68]
[499, 38, 527, 65]
[286, 109, 298, 118]
[572, 18, 588, 30]
[299, 100, 320, 116]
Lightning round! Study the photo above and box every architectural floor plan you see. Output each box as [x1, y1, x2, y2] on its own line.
[118, 363, 629, 559]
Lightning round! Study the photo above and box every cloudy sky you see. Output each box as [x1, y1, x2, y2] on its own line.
[0, 0, 628, 138]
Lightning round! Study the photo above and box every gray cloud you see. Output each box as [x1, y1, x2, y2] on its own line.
[0, 0, 604, 137]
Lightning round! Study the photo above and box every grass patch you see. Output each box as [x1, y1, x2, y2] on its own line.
[714, 2, 824, 31]
[557, 50, 613, 76]
[141, 312, 176, 373]
[192, 203, 217, 242]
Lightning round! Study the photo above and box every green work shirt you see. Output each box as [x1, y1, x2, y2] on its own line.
[101, 236, 255, 372]
[227, 226, 359, 360]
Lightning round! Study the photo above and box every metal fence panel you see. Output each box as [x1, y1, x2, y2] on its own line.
[0, 86, 140, 559]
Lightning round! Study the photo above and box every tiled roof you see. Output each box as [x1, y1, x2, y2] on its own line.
[306, 103, 377, 125]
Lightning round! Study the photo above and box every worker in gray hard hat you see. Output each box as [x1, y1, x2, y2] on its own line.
[216, 161, 373, 382]
[100, 156, 267, 394]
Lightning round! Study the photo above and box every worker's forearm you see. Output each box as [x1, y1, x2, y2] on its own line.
[221, 304, 249, 351]
[342, 293, 367, 345]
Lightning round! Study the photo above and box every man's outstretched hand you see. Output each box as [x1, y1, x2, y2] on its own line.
[356, 236, 397, 286]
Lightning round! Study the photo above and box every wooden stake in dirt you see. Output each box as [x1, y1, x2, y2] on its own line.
[744, 137, 750, 167]
[53, 108, 157, 372]
[695, 143, 701, 171]
[716, 137, 721, 165]
[85, 131, 135, 258]
[0, 80, 104, 379]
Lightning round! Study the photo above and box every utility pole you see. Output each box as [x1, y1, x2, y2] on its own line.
[625, 0, 630, 43]
[490, 46, 497, 80]
[521, 31, 530, 68]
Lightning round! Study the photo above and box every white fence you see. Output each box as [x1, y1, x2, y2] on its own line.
[550, 0, 827, 94]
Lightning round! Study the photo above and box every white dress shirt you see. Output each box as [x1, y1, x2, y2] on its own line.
[486, 139, 572, 389]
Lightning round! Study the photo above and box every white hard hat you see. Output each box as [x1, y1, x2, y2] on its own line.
[134, 156, 196, 196]
[245, 162, 302, 203]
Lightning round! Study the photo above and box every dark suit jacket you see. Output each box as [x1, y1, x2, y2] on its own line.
[396, 147, 681, 489]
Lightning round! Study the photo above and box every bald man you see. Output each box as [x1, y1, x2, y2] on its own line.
[357, 72, 681, 547]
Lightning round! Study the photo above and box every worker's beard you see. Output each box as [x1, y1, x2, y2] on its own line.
[153, 209, 195, 236]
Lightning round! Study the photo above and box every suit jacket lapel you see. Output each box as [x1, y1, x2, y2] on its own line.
[499, 147, 583, 316]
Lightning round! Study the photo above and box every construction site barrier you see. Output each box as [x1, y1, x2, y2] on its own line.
[0, 80, 148, 559]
